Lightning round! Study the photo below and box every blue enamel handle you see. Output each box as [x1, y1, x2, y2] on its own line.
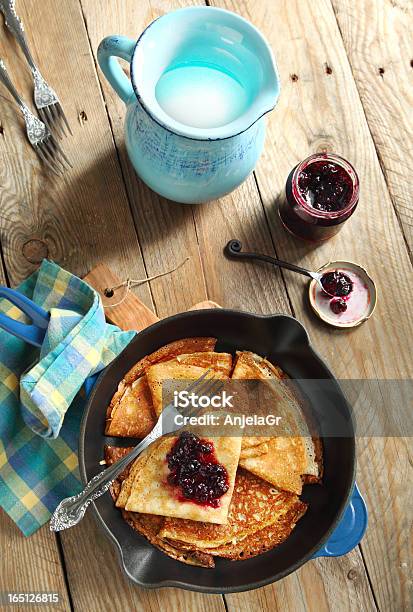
[0, 287, 49, 347]
[312, 483, 367, 558]
[97, 36, 135, 104]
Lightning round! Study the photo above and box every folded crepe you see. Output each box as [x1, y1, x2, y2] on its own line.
[116, 433, 242, 524]
[105, 446, 214, 567]
[105, 338, 217, 437]
[146, 352, 232, 417]
[232, 351, 322, 494]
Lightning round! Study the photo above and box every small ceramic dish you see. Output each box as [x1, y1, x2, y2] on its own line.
[309, 261, 377, 328]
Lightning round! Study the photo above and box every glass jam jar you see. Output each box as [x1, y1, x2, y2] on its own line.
[279, 153, 359, 242]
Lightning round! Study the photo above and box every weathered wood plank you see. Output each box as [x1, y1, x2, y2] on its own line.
[191, 175, 292, 313]
[209, 1, 412, 610]
[331, 0, 413, 256]
[213, 0, 413, 378]
[0, 487, 71, 612]
[226, 549, 376, 612]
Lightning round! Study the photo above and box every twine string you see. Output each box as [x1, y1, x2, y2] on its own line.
[103, 257, 190, 308]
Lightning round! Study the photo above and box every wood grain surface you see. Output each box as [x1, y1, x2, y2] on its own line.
[0, 0, 411, 610]
[332, 0, 413, 257]
[0, 513, 70, 611]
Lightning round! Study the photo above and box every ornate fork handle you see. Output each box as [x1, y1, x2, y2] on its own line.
[50, 423, 162, 531]
[0, 58, 45, 144]
[0, 0, 37, 74]
[0, 0, 56, 106]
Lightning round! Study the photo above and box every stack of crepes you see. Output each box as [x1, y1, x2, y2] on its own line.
[104, 338, 323, 568]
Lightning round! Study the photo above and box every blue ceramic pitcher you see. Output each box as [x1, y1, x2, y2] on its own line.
[98, 7, 280, 204]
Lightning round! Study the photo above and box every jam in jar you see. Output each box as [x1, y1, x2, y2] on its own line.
[279, 153, 359, 241]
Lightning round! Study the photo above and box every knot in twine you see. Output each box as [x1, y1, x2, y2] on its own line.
[103, 257, 190, 308]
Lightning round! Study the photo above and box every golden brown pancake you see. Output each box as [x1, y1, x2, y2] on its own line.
[232, 351, 321, 494]
[119, 434, 242, 524]
[104, 446, 308, 567]
[124, 337, 217, 385]
[105, 338, 217, 437]
[121, 511, 214, 567]
[105, 376, 156, 438]
[146, 352, 232, 418]
[105, 446, 132, 501]
[232, 350, 287, 381]
[159, 468, 306, 549]
[239, 437, 308, 494]
[115, 440, 162, 509]
[175, 351, 233, 370]
[204, 500, 307, 559]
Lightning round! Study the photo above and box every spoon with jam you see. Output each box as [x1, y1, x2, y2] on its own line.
[225, 239, 348, 299]
[225, 240, 376, 327]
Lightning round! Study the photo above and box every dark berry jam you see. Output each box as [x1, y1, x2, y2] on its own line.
[297, 161, 352, 212]
[279, 153, 359, 242]
[166, 431, 229, 507]
[321, 270, 353, 297]
[330, 298, 348, 314]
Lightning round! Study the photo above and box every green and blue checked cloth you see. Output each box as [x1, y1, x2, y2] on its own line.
[0, 260, 136, 536]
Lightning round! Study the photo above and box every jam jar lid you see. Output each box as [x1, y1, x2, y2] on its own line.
[291, 153, 360, 220]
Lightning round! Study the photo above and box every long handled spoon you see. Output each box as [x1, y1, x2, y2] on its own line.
[224, 239, 333, 295]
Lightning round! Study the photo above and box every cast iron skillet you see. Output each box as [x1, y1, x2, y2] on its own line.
[79, 309, 355, 593]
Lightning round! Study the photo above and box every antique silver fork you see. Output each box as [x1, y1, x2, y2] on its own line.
[50, 371, 225, 531]
[0, 59, 71, 175]
[0, 0, 71, 138]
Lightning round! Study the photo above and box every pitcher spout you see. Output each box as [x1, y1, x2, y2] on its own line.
[241, 35, 280, 133]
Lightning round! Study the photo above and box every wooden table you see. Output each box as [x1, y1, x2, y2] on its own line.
[0, 1, 412, 610]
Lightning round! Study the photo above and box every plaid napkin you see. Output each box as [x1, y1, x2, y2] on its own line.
[0, 260, 135, 535]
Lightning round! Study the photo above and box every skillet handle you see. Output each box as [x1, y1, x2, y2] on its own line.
[312, 483, 367, 558]
[0, 287, 50, 348]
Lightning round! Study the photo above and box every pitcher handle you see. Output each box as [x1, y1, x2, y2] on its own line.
[97, 36, 136, 104]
